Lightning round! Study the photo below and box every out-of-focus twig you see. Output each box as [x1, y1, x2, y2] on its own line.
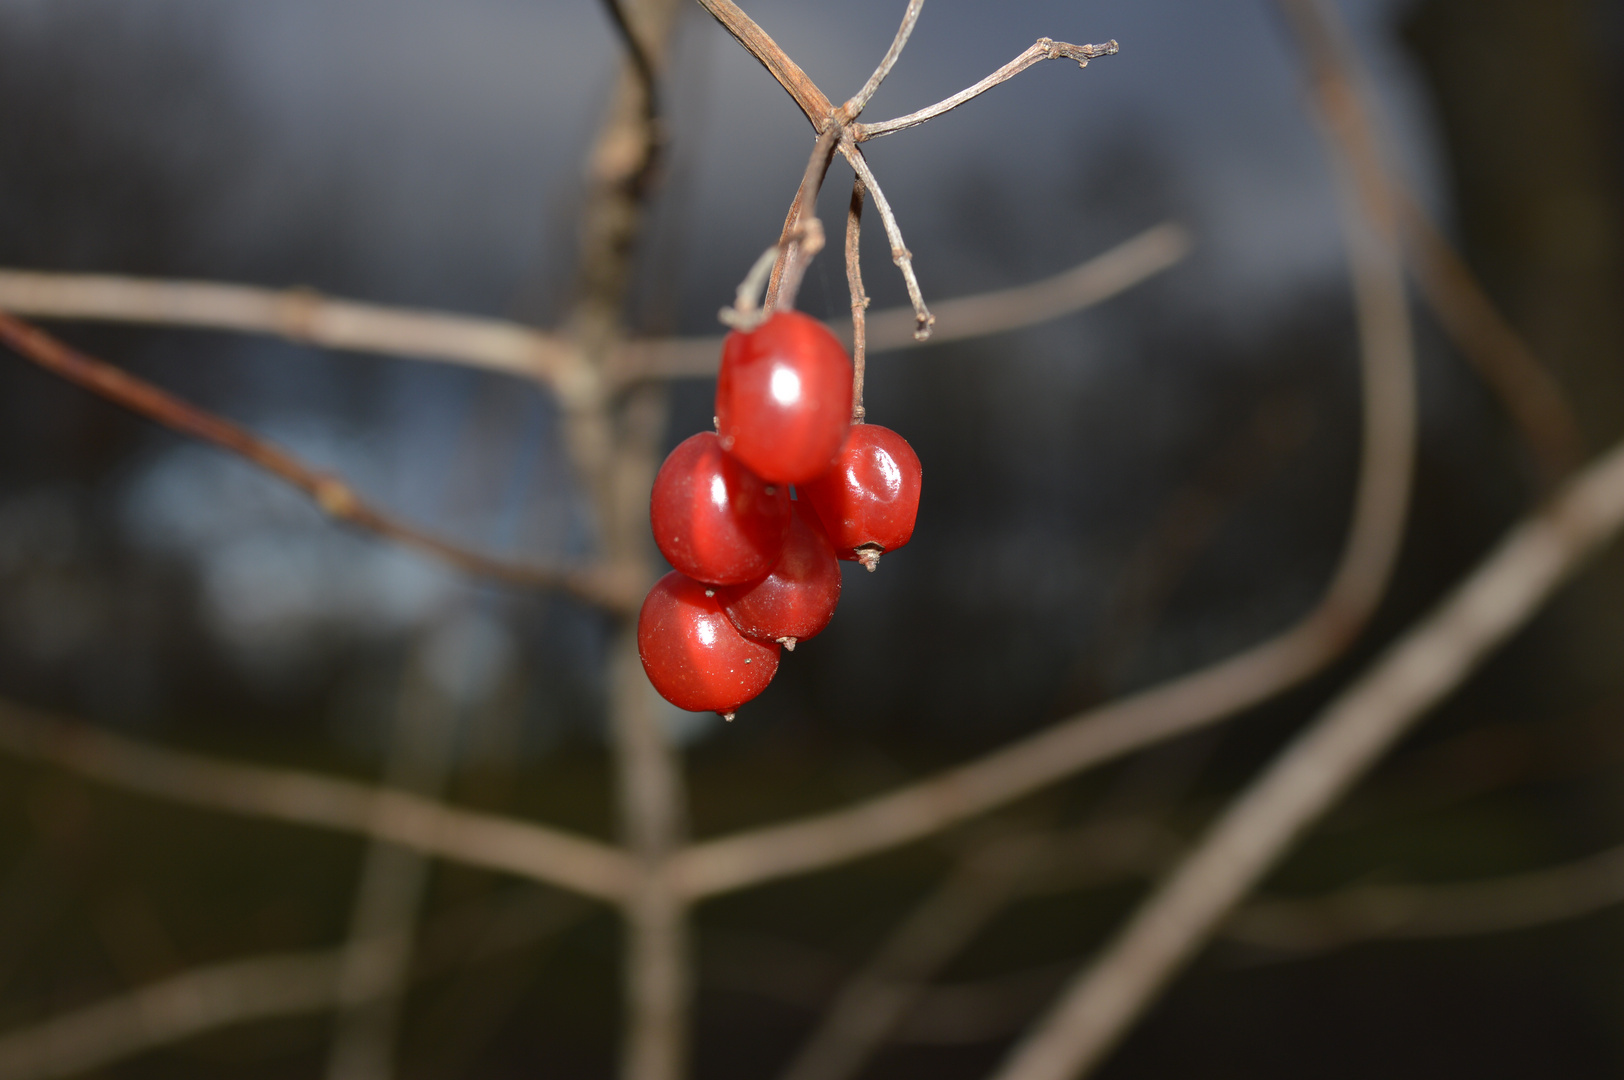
[613, 221, 1190, 380]
[1227, 841, 1624, 953]
[0, 698, 635, 902]
[855, 38, 1119, 140]
[989, 433, 1624, 1080]
[0, 952, 339, 1080]
[325, 643, 462, 1080]
[0, 309, 639, 614]
[0, 270, 580, 389]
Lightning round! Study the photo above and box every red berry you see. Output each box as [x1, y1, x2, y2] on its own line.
[802, 424, 921, 572]
[638, 571, 780, 718]
[720, 501, 841, 649]
[716, 311, 853, 484]
[651, 432, 789, 585]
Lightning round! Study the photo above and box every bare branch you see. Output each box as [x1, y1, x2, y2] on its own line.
[856, 38, 1118, 141]
[0, 269, 582, 392]
[0, 309, 638, 614]
[843, 0, 925, 118]
[691, 0, 832, 127]
[989, 434, 1624, 1080]
[1227, 841, 1624, 953]
[599, 0, 664, 165]
[613, 221, 1188, 380]
[0, 698, 635, 902]
[839, 140, 933, 339]
[0, 952, 339, 1080]
[765, 124, 841, 312]
[845, 175, 870, 422]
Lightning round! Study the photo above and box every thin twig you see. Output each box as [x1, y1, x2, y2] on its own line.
[0, 309, 639, 614]
[1226, 841, 1624, 953]
[988, 433, 1624, 1080]
[843, 0, 925, 118]
[0, 269, 583, 393]
[612, 221, 1190, 380]
[0, 952, 340, 1080]
[0, 697, 635, 902]
[839, 140, 933, 339]
[855, 38, 1119, 141]
[845, 175, 870, 422]
[766, 124, 841, 312]
[690, 0, 832, 126]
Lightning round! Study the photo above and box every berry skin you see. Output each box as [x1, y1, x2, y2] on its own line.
[651, 431, 790, 585]
[638, 571, 780, 719]
[716, 311, 854, 484]
[802, 424, 921, 572]
[720, 501, 841, 650]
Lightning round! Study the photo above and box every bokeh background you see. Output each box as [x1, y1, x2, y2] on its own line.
[2, 0, 1623, 1076]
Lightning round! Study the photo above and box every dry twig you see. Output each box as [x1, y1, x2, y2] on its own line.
[990, 434, 1624, 1080]
[844, 175, 870, 422]
[0, 309, 638, 614]
[0, 698, 634, 902]
[839, 139, 933, 339]
[843, 0, 925, 117]
[854, 38, 1119, 140]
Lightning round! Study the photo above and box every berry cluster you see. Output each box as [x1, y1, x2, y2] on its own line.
[638, 311, 922, 720]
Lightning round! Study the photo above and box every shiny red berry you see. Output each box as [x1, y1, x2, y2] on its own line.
[720, 501, 841, 650]
[638, 571, 780, 718]
[802, 424, 921, 572]
[651, 431, 790, 585]
[716, 311, 854, 484]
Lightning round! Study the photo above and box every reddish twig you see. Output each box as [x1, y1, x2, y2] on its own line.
[855, 38, 1119, 140]
[845, 174, 870, 422]
[0, 309, 639, 614]
[691, 0, 832, 125]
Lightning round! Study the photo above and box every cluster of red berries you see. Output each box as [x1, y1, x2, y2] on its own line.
[637, 311, 922, 720]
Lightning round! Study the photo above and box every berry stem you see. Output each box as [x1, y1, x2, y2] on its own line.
[766, 123, 841, 313]
[846, 172, 870, 424]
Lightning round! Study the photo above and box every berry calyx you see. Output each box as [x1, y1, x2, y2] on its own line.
[651, 431, 790, 585]
[716, 311, 854, 484]
[720, 501, 841, 648]
[802, 424, 922, 571]
[638, 571, 780, 717]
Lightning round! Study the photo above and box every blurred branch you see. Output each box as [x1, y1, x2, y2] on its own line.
[0, 270, 581, 390]
[1227, 841, 1624, 953]
[0, 309, 640, 614]
[325, 644, 461, 1080]
[614, 221, 1191, 380]
[0, 952, 339, 1080]
[989, 434, 1624, 1080]
[1267, 0, 1584, 484]
[855, 38, 1119, 141]
[599, 0, 664, 184]
[0, 698, 635, 902]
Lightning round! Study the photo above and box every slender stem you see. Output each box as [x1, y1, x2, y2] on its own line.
[765, 124, 841, 312]
[843, 0, 925, 118]
[857, 38, 1118, 141]
[989, 434, 1624, 1080]
[0, 309, 637, 613]
[845, 175, 869, 422]
[840, 141, 933, 339]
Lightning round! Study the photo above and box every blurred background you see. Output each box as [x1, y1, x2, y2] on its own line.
[1, 0, 1623, 1076]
